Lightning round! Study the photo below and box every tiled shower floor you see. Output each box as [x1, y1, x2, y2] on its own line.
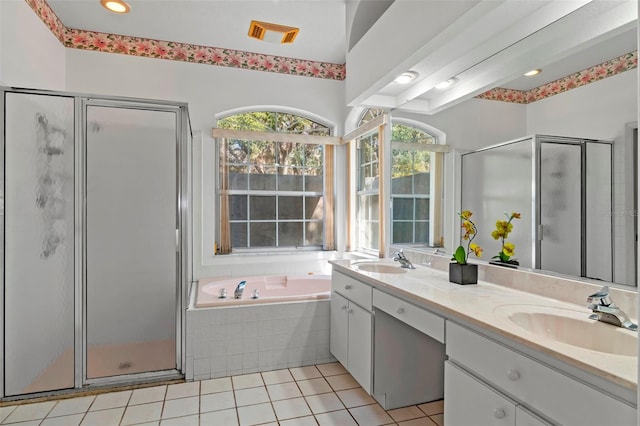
[0, 363, 444, 426]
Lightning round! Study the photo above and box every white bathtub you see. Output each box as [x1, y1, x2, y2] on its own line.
[196, 274, 331, 308]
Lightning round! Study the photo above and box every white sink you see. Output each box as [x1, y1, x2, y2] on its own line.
[352, 262, 407, 274]
[493, 304, 638, 357]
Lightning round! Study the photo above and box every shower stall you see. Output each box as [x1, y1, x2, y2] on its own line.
[461, 135, 613, 281]
[0, 87, 191, 398]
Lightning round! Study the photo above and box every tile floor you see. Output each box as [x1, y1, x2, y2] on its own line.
[0, 363, 444, 426]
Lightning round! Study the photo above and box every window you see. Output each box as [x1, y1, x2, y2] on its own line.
[391, 123, 435, 244]
[354, 109, 443, 253]
[216, 112, 333, 252]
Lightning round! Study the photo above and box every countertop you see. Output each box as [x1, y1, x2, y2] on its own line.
[329, 259, 638, 393]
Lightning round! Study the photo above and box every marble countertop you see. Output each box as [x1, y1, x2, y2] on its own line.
[329, 259, 638, 392]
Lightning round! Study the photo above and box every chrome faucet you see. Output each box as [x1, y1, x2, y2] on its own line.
[587, 286, 637, 331]
[393, 249, 415, 269]
[234, 280, 247, 299]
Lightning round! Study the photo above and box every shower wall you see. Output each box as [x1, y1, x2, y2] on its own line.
[3, 93, 76, 395]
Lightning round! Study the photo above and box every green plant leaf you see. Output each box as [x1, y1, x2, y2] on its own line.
[453, 246, 467, 264]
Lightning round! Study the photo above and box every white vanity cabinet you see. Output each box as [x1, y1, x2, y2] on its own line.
[445, 321, 636, 426]
[330, 271, 373, 392]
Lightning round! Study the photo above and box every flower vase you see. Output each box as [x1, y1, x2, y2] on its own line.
[449, 263, 478, 285]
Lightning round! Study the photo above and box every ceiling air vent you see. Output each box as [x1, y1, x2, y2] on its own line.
[248, 20, 299, 44]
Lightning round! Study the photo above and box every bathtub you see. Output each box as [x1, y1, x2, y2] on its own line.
[196, 274, 331, 308]
[186, 273, 335, 380]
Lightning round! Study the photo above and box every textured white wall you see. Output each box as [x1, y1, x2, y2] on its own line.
[0, 0, 65, 90]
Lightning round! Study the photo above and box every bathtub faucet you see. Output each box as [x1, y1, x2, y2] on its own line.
[234, 281, 247, 299]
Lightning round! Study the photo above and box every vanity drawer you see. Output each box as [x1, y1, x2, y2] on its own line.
[332, 271, 372, 311]
[446, 321, 636, 426]
[373, 289, 444, 343]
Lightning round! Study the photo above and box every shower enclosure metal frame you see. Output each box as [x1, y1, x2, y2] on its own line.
[0, 87, 191, 399]
[460, 134, 614, 281]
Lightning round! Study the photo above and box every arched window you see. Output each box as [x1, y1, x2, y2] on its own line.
[355, 109, 443, 250]
[216, 111, 333, 252]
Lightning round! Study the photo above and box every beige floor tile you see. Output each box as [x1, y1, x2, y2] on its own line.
[165, 382, 199, 400]
[201, 377, 232, 394]
[200, 391, 236, 413]
[297, 377, 332, 396]
[161, 396, 199, 419]
[261, 369, 294, 385]
[120, 401, 163, 426]
[266, 382, 302, 401]
[131, 422, 159, 426]
[0, 406, 16, 423]
[272, 397, 312, 420]
[159, 414, 199, 426]
[290, 365, 322, 381]
[279, 415, 317, 426]
[129, 385, 167, 405]
[399, 417, 438, 426]
[5, 420, 41, 426]
[387, 406, 426, 422]
[234, 386, 269, 406]
[41, 413, 84, 426]
[90, 390, 132, 411]
[304, 392, 344, 414]
[315, 409, 358, 426]
[200, 408, 239, 426]
[325, 373, 359, 391]
[349, 403, 394, 426]
[47, 396, 95, 418]
[232, 373, 264, 390]
[236, 402, 276, 426]
[336, 388, 375, 408]
[80, 407, 125, 426]
[418, 400, 444, 416]
[316, 362, 348, 377]
[3, 401, 56, 423]
[430, 413, 444, 426]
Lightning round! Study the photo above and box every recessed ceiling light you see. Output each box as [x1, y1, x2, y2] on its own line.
[100, 0, 130, 13]
[524, 68, 542, 77]
[435, 78, 457, 89]
[394, 71, 418, 84]
[248, 20, 300, 44]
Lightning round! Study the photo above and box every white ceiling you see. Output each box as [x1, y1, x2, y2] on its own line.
[47, 0, 347, 64]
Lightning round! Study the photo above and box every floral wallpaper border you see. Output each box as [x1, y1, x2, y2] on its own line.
[476, 51, 638, 104]
[25, 0, 346, 81]
[25, 0, 636, 96]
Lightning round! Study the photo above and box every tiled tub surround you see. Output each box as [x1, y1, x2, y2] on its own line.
[186, 299, 335, 381]
[330, 256, 638, 405]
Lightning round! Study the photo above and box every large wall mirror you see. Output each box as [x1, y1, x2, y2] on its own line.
[458, 8, 637, 287]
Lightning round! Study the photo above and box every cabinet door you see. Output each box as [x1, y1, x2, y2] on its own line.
[330, 293, 349, 367]
[515, 407, 551, 426]
[348, 302, 372, 393]
[445, 362, 515, 426]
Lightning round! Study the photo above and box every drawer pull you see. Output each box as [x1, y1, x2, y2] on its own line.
[397, 307, 405, 314]
[344, 285, 352, 290]
[493, 408, 506, 419]
[347, 309, 353, 314]
[507, 369, 520, 381]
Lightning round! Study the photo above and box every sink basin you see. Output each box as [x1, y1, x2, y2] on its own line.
[493, 304, 638, 357]
[353, 262, 407, 274]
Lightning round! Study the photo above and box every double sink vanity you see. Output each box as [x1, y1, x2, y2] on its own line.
[328, 256, 638, 425]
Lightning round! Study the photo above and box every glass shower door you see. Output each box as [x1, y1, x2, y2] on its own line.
[539, 142, 582, 276]
[85, 104, 178, 380]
